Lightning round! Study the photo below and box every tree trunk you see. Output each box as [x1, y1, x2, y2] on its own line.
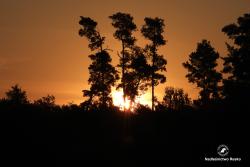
[152, 75, 154, 111]
[102, 72, 105, 107]
[100, 46, 105, 107]
[152, 44, 156, 111]
[122, 41, 126, 111]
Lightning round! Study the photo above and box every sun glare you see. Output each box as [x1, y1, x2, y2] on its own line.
[112, 90, 132, 111]
[112, 89, 151, 111]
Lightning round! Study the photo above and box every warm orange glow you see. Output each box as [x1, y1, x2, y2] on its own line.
[112, 88, 151, 111]
[112, 89, 132, 111]
[0, 1, 249, 104]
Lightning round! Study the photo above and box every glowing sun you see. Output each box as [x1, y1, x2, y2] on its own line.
[111, 89, 151, 111]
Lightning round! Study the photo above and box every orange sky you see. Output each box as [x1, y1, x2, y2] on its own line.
[0, 0, 249, 105]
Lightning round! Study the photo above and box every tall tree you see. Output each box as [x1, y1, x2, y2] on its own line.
[183, 40, 222, 105]
[141, 17, 167, 111]
[79, 17, 119, 109]
[109, 12, 137, 110]
[221, 13, 250, 107]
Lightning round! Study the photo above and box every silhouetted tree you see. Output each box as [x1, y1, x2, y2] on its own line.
[163, 87, 174, 109]
[163, 87, 190, 111]
[79, 17, 104, 51]
[5, 84, 29, 105]
[125, 46, 151, 102]
[221, 13, 250, 108]
[183, 40, 222, 105]
[141, 17, 167, 111]
[134, 103, 151, 113]
[109, 12, 137, 110]
[79, 17, 119, 109]
[34, 95, 56, 108]
[61, 102, 81, 112]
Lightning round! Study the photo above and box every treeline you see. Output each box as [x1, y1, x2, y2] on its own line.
[1, 13, 249, 113]
[79, 13, 167, 111]
[78, 12, 250, 112]
[0, 84, 191, 113]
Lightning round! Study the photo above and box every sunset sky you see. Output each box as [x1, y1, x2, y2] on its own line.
[0, 0, 249, 105]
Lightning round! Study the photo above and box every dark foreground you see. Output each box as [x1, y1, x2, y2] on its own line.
[0, 108, 248, 166]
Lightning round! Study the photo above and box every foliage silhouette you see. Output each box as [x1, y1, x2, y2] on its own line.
[125, 46, 151, 101]
[109, 12, 138, 109]
[79, 17, 104, 51]
[0, 12, 249, 166]
[79, 17, 119, 109]
[141, 17, 167, 111]
[183, 40, 222, 106]
[5, 84, 29, 105]
[221, 13, 250, 109]
[163, 87, 191, 111]
[0, 91, 246, 166]
[34, 94, 56, 110]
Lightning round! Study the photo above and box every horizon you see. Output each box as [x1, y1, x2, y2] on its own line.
[1, 0, 250, 105]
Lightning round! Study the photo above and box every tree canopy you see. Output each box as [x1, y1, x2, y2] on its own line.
[79, 16, 119, 109]
[141, 17, 167, 111]
[5, 84, 29, 105]
[163, 86, 190, 111]
[221, 13, 250, 108]
[183, 40, 222, 105]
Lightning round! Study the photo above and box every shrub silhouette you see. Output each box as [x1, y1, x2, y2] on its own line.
[34, 95, 56, 111]
[163, 87, 191, 111]
[5, 84, 29, 105]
